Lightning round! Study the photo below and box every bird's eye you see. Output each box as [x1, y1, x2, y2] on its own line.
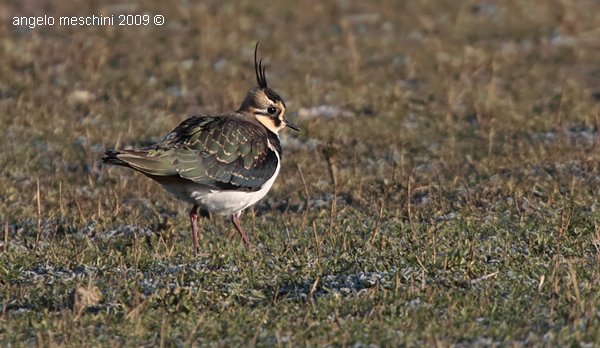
[267, 107, 277, 114]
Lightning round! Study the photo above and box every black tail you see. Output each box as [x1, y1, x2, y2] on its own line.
[101, 150, 130, 167]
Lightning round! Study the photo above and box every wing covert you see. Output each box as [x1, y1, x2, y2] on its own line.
[124, 115, 280, 191]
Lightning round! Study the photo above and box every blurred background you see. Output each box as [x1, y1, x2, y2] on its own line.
[2, 0, 600, 221]
[3, 0, 600, 346]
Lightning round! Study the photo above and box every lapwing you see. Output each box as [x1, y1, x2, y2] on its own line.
[102, 43, 299, 254]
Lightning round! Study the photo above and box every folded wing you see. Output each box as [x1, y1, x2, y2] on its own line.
[103, 115, 280, 191]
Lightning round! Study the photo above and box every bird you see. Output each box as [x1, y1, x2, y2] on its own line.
[102, 43, 300, 254]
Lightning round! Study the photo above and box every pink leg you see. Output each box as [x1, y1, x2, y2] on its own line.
[231, 213, 252, 247]
[190, 205, 200, 254]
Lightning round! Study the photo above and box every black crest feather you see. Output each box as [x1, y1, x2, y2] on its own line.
[254, 42, 268, 89]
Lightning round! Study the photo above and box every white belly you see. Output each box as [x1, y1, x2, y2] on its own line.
[161, 156, 280, 216]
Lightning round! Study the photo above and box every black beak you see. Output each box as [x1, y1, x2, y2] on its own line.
[284, 118, 300, 131]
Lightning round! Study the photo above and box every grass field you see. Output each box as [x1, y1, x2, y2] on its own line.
[2, 0, 600, 346]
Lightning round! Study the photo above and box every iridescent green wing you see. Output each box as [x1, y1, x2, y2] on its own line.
[171, 115, 280, 190]
[111, 115, 280, 191]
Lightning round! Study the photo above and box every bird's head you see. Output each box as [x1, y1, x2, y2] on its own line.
[238, 43, 300, 134]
